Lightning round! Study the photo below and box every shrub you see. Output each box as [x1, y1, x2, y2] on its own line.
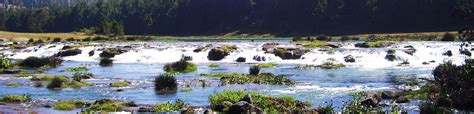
[209, 90, 311, 112]
[54, 101, 76, 110]
[154, 74, 178, 93]
[99, 58, 113, 67]
[110, 81, 130, 87]
[163, 60, 197, 73]
[430, 59, 474, 110]
[441, 32, 456, 41]
[249, 66, 260, 75]
[19, 56, 63, 68]
[0, 95, 31, 103]
[208, 64, 220, 68]
[0, 56, 11, 69]
[82, 37, 92, 42]
[47, 77, 65, 90]
[153, 99, 187, 112]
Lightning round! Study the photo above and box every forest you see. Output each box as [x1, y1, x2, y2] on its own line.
[0, 0, 472, 36]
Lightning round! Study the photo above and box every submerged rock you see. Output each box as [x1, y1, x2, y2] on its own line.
[344, 55, 356, 63]
[236, 57, 246, 62]
[55, 49, 82, 57]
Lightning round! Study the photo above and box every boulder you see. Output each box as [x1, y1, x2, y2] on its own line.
[395, 97, 410, 103]
[208, 49, 230, 61]
[422, 62, 429, 65]
[228, 101, 255, 114]
[325, 44, 341, 48]
[100, 48, 126, 58]
[381, 91, 399, 99]
[344, 55, 356, 63]
[270, 48, 309, 60]
[182, 56, 193, 61]
[240, 94, 253, 104]
[404, 46, 417, 55]
[55, 49, 82, 57]
[193, 47, 206, 53]
[361, 93, 382, 107]
[236, 57, 246, 62]
[443, 50, 453, 57]
[88, 50, 95, 56]
[62, 45, 73, 50]
[385, 49, 398, 61]
[252, 56, 266, 61]
[262, 43, 279, 51]
[215, 101, 233, 112]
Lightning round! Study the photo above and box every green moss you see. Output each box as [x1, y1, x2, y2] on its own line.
[302, 41, 328, 48]
[5, 82, 19, 86]
[65, 81, 93, 88]
[31, 75, 69, 81]
[65, 66, 88, 72]
[72, 72, 93, 82]
[257, 63, 279, 68]
[355, 41, 398, 48]
[179, 88, 193, 92]
[208, 64, 220, 68]
[209, 90, 311, 112]
[0, 56, 11, 69]
[86, 100, 126, 112]
[153, 99, 187, 112]
[219, 45, 238, 53]
[200, 73, 295, 85]
[16, 72, 30, 77]
[0, 95, 31, 103]
[54, 101, 76, 110]
[110, 81, 130, 87]
[295, 62, 345, 70]
[163, 60, 197, 73]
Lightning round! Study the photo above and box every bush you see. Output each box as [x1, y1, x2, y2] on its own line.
[441, 32, 457, 41]
[0, 95, 31, 103]
[163, 60, 197, 73]
[430, 59, 474, 110]
[54, 101, 76, 110]
[153, 99, 187, 112]
[110, 81, 130, 87]
[47, 77, 65, 90]
[82, 37, 92, 42]
[99, 58, 113, 67]
[249, 66, 260, 75]
[0, 56, 10, 69]
[154, 74, 178, 93]
[209, 90, 311, 112]
[19, 56, 63, 68]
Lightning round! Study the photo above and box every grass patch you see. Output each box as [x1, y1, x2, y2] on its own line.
[301, 41, 328, 48]
[208, 64, 220, 68]
[295, 62, 345, 70]
[16, 72, 31, 77]
[54, 101, 76, 110]
[355, 41, 398, 48]
[199, 73, 295, 85]
[0, 95, 31, 103]
[64, 66, 88, 72]
[65, 81, 93, 88]
[31, 75, 69, 81]
[209, 90, 311, 112]
[257, 63, 279, 68]
[110, 81, 130, 87]
[0, 31, 91, 41]
[5, 82, 19, 86]
[86, 99, 127, 112]
[163, 60, 197, 73]
[179, 88, 193, 92]
[153, 99, 187, 112]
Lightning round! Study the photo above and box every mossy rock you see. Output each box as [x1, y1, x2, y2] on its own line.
[207, 45, 238, 61]
[0, 95, 31, 103]
[110, 81, 131, 87]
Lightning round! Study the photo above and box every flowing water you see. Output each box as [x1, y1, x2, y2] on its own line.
[0, 40, 472, 112]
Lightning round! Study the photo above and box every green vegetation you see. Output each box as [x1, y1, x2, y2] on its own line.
[355, 41, 398, 48]
[163, 60, 197, 73]
[343, 92, 382, 112]
[5, 82, 19, 86]
[302, 41, 328, 48]
[0, 31, 91, 41]
[65, 81, 93, 88]
[209, 90, 311, 112]
[153, 99, 187, 112]
[16, 72, 31, 77]
[295, 62, 345, 70]
[31, 75, 69, 81]
[110, 81, 131, 87]
[72, 72, 93, 82]
[249, 65, 260, 75]
[208, 64, 220, 68]
[155, 74, 178, 93]
[65, 66, 88, 72]
[257, 63, 279, 68]
[200, 73, 295, 85]
[86, 99, 127, 112]
[0, 56, 11, 69]
[47, 77, 65, 90]
[180, 88, 193, 92]
[54, 101, 76, 110]
[0, 95, 31, 103]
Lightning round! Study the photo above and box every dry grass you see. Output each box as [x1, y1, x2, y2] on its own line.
[0, 31, 92, 41]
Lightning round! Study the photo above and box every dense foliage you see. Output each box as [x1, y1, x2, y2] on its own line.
[0, 0, 471, 36]
[163, 60, 197, 73]
[154, 74, 178, 93]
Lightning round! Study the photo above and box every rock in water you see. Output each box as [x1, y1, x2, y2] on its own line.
[207, 49, 229, 61]
[344, 55, 356, 63]
[88, 50, 95, 56]
[385, 49, 398, 61]
[240, 94, 253, 104]
[443, 50, 453, 57]
[236, 57, 246, 62]
[55, 49, 82, 57]
[228, 101, 254, 114]
[361, 93, 382, 107]
[253, 56, 266, 61]
[270, 48, 309, 60]
[381, 91, 399, 99]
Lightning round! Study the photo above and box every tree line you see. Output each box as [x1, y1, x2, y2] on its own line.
[0, 0, 472, 36]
